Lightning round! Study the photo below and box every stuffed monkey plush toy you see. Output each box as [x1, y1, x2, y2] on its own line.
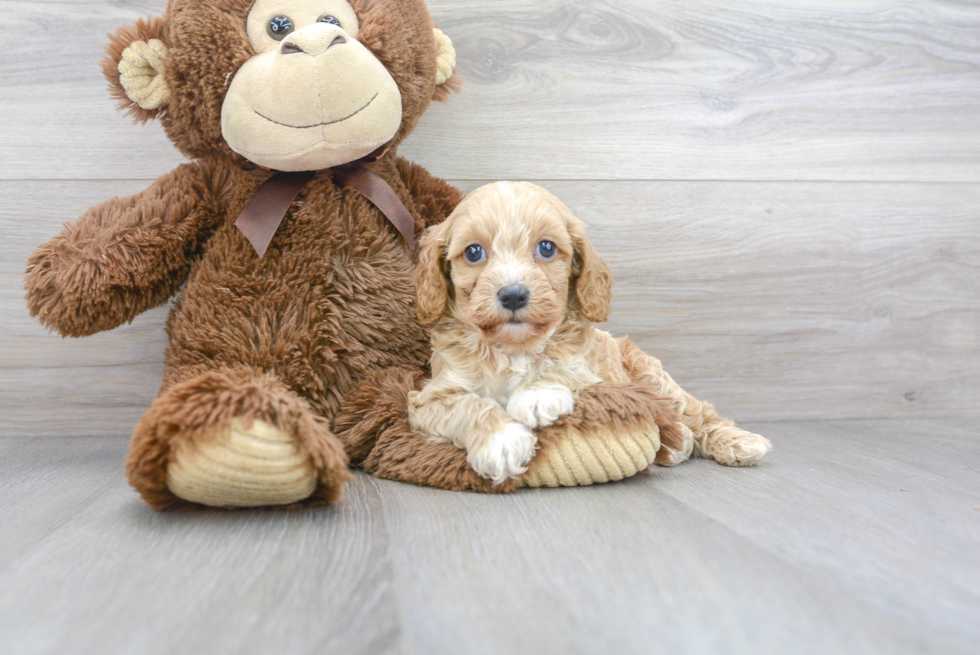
[26, 0, 767, 509]
[25, 0, 463, 509]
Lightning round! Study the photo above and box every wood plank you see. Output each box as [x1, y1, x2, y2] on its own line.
[2, 1, 980, 181]
[376, 480, 925, 655]
[0, 436, 123, 556]
[0, 438, 402, 655]
[653, 418, 980, 653]
[563, 180, 980, 422]
[0, 180, 166, 437]
[2, 420, 977, 654]
[2, 179, 977, 438]
[368, 417, 980, 654]
[0, 0, 185, 180]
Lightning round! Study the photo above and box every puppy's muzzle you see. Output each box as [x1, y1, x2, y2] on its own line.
[497, 285, 530, 312]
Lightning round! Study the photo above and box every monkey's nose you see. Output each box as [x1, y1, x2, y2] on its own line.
[281, 33, 346, 56]
[498, 285, 530, 312]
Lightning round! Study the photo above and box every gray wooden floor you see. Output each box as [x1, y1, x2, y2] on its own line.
[1, 419, 978, 655]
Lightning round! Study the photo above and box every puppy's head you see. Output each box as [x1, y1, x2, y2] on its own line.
[415, 182, 613, 347]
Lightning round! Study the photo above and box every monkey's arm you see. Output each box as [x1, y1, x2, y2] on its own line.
[25, 163, 221, 337]
[395, 157, 463, 229]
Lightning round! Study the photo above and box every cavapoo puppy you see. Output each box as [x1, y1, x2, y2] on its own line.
[408, 182, 772, 484]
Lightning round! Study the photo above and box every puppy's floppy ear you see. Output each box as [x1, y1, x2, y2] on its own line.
[568, 216, 614, 323]
[415, 221, 452, 326]
[102, 17, 170, 123]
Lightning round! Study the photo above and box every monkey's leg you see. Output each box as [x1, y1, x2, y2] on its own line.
[125, 365, 351, 510]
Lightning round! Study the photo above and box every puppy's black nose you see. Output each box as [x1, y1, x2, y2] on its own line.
[498, 285, 530, 312]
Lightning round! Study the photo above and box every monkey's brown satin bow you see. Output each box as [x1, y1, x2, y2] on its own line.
[235, 165, 416, 259]
[333, 165, 416, 250]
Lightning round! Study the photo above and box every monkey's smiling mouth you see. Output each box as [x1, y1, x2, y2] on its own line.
[255, 93, 379, 129]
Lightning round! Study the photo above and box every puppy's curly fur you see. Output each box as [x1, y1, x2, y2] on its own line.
[408, 182, 772, 484]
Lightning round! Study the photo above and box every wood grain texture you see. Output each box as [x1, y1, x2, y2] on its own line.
[1, 2, 977, 428]
[654, 419, 980, 650]
[3, 180, 976, 437]
[2, 0, 980, 181]
[1, 420, 977, 654]
[0, 437, 402, 655]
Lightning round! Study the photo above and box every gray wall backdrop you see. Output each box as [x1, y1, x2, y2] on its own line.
[1, 0, 978, 436]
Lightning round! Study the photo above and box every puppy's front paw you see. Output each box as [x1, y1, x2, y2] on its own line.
[467, 422, 538, 485]
[506, 387, 575, 428]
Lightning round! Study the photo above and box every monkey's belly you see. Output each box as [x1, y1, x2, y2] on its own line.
[164, 247, 429, 416]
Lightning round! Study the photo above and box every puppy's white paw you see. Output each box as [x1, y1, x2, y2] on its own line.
[710, 429, 773, 467]
[467, 422, 538, 485]
[506, 387, 575, 429]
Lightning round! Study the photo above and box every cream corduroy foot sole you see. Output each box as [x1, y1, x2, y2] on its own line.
[166, 418, 317, 507]
[519, 426, 661, 488]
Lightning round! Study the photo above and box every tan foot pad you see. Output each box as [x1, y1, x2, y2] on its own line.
[336, 369, 679, 493]
[519, 425, 660, 488]
[166, 418, 317, 507]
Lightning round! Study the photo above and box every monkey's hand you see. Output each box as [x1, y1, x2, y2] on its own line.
[25, 163, 216, 337]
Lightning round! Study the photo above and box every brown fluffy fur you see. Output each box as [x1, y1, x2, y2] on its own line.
[128, 367, 352, 510]
[25, 0, 462, 510]
[334, 368, 688, 493]
[99, 0, 448, 166]
[102, 16, 170, 123]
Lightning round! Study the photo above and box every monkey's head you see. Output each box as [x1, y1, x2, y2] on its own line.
[103, 0, 457, 171]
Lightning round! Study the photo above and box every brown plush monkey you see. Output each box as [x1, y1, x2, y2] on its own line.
[25, 0, 462, 509]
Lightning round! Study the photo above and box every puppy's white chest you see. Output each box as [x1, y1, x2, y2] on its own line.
[485, 353, 560, 406]
[480, 355, 522, 403]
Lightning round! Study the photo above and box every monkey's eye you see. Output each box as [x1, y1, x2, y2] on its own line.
[268, 16, 294, 40]
[464, 245, 486, 264]
[537, 240, 557, 260]
[318, 15, 342, 27]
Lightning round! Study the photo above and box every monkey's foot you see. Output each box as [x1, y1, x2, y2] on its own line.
[166, 418, 318, 508]
[126, 368, 351, 510]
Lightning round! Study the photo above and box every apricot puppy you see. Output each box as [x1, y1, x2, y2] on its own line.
[408, 182, 772, 484]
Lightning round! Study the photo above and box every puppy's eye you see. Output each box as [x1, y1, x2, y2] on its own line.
[464, 244, 486, 264]
[268, 16, 294, 40]
[318, 15, 341, 27]
[537, 240, 557, 260]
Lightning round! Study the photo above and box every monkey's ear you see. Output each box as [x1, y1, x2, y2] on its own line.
[432, 27, 460, 102]
[102, 17, 170, 122]
[414, 222, 453, 326]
